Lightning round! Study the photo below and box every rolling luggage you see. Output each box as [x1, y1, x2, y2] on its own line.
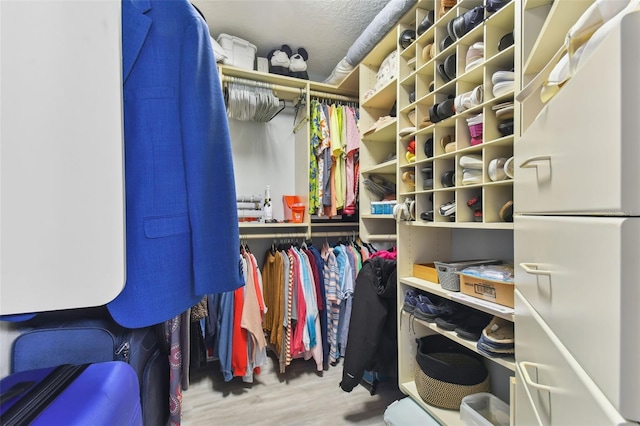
[0, 361, 142, 426]
[10, 308, 169, 426]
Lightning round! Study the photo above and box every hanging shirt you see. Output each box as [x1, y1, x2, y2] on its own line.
[306, 246, 329, 368]
[343, 107, 360, 214]
[241, 251, 267, 382]
[309, 100, 322, 215]
[321, 103, 333, 209]
[330, 105, 344, 210]
[322, 243, 341, 364]
[231, 280, 248, 377]
[215, 291, 235, 382]
[261, 249, 285, 354]
[289, 249, 306, 358]
[333, 245, 353, 359]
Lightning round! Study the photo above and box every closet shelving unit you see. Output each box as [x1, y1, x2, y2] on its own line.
[391, 0, 517, 423]
[358, 29, 400, 243]
[218, 64, 360, 241]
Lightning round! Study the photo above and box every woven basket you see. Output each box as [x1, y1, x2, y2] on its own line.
[414, 335, 491, 410]
[414, 356, 491, 409]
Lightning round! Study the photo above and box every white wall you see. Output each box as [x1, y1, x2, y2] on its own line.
[229, 107, 297, 221]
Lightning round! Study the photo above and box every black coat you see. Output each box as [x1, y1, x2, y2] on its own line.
[339, 256, 397, 392]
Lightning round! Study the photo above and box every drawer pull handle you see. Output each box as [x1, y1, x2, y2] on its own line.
[519, 155, 551, 168]
[520, 361, 554, 392]
[520, 263, 551, 276]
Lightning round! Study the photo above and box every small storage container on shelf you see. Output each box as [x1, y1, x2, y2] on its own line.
[433, 260, 502, 292]
[459, 273, 514, 308]
[460, 392, 510, 426]
[216, 33, 257, 70]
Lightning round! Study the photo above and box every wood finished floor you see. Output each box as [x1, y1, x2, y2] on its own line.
[181, 353, 406, 426]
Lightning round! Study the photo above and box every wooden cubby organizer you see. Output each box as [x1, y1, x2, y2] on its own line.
[358, 29, 400, 243]
[392, 0, 517, 423]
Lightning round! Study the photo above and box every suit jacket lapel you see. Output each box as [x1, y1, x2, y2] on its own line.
[121, 0, 152, 84]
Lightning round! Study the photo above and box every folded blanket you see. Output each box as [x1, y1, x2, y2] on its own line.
[324, 0, 417, 85]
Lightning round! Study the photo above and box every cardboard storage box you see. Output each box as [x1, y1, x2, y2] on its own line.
[459, 273, 514, 308]
[413, 263, 439, 283]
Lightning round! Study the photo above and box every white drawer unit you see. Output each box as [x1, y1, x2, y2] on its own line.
[514, 215, 640, 422]
[515, 12, 640, 216]
[514, 291, 631, 426]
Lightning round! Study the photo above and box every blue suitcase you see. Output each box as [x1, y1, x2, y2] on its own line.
[10, 308, 169, 426]
[0, 361, 142, 426]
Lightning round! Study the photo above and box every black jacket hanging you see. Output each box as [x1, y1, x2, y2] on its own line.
[339, 256, 397, 392]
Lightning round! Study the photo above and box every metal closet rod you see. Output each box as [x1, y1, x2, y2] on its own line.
[222, 75, 301, 96]
[220, 75, 358, 103]
[239, 231, 359, 240]
[309, 90, 358, 103]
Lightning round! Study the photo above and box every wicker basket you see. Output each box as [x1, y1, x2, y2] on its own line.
[433, 259, 501, 291]
[414, 334, 491, 410]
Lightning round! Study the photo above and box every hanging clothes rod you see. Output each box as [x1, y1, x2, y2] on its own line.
[220, 75, 358, 104]
[240, 232, 309, 240]
[366, 234, 397, 242]
[238, 230, 359, 240]
[310, 231, 359, 238]
[221, 75, 302, 97]
[309, 90, 358, 104]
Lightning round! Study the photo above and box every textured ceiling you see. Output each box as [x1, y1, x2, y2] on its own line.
[192, 0, 391, 82]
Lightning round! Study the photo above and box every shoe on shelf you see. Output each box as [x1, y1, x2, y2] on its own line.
[414, 294, 443, 322]
[435, 303, 475, 331]
[454, 311, 493, 340]
[439, 201, 456, 216]
[454, 85, 483, 114]
[479, 316, 515, 346]
[465, 42, 484, 72]
[402, 289, 419, 313]
[362, 115, 394, 137]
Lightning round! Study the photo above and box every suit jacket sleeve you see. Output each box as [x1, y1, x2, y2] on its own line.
[179, 19, 242, 295]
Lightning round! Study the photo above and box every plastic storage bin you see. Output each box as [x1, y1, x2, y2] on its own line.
[283, 195, 305, 223]
[433, 259, 501, 291]
[383, 397, 440, 425]
[216, 33, 257, 70]
[460, 393, 510, 426]
[371, 200, 396, 214]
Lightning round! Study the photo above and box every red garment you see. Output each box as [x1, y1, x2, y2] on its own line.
[371, 247, 397, 260]
[289, 249, 306, 358]
[231, 286, 248, 377]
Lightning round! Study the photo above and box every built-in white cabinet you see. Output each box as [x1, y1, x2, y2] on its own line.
[516, 14, 640, 216]
[515, 291, 631, 426]
[0, 1, 125, 315]
[515, 215, 640, 419]
[514, 3, 640, 425]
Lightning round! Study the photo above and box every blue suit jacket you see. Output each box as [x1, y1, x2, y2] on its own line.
[108, 0, 243, 328]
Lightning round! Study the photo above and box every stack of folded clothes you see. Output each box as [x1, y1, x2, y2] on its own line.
[477, 317, 515, 357]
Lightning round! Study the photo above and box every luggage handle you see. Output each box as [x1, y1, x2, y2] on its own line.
[0, 381, 35, 405]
